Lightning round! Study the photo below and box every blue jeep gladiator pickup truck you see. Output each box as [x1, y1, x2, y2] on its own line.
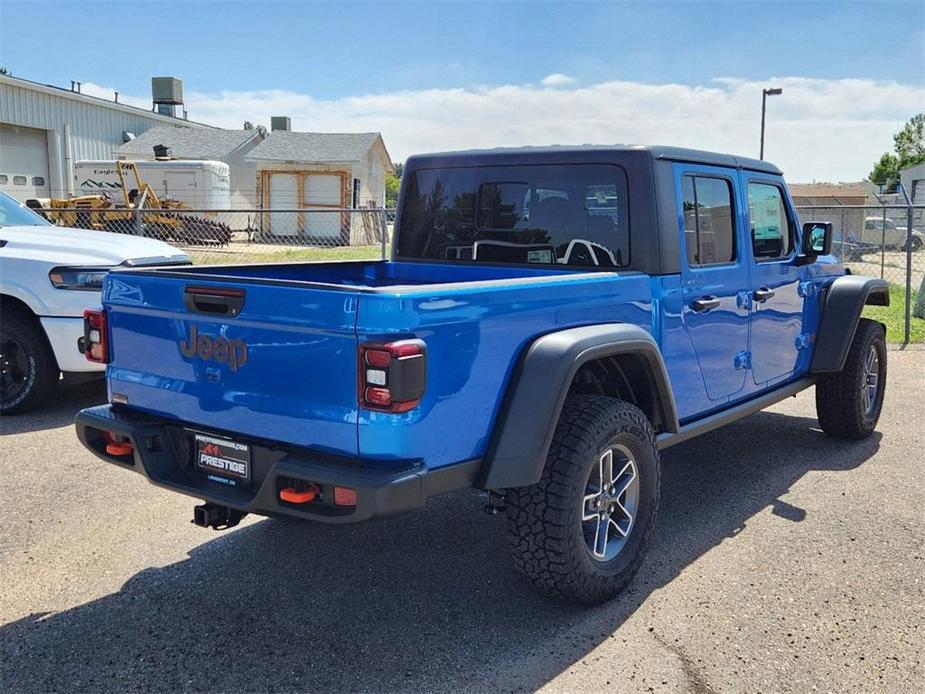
[76, 146, 889, 604]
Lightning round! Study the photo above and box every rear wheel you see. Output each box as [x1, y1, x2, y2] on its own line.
[1, 312, 58, 414]
[505, 396, 660, 604]
[815, 318, 886, 439]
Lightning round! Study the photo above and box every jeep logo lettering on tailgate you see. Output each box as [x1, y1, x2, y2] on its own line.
[180, 325, 248, 371]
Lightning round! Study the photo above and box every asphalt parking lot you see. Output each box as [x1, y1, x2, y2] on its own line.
[1, 348, 922, 693]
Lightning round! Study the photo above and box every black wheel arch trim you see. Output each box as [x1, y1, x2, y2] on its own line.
[478, 323, 678, 490]
[811, 275, 889, 373]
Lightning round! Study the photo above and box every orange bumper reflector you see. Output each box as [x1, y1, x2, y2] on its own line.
[333, 486, 358, 507]
[280, 487, 317, 504]
[105, 440, 133, 456]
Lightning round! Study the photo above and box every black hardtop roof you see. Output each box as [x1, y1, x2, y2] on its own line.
[406, 144, 782, 175]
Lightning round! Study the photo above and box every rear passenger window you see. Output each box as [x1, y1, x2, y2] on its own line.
[748, 183, 793, 259]
[681, 175, 736, 266]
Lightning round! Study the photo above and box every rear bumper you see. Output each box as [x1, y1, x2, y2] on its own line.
[75, 405, 479, 524]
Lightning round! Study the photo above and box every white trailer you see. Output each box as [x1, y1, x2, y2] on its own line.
[74, 159, 231, 209]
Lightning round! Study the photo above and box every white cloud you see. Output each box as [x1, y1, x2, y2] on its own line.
[80, 82, 150, 110]
[93, 77, 925, 182]
[541, 73, 577, 87]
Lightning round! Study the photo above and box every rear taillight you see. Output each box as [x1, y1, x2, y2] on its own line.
[82, 309, 109, 363]
[359, 339, 426, 413]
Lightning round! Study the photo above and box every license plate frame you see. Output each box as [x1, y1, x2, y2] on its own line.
[194, 432, 251, 483]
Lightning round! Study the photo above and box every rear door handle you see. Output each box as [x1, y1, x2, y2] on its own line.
[691, 296, 721, 312]
[754, 287, 776, 303]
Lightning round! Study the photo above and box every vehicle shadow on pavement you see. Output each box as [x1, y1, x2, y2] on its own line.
[0, 411, 880, 692]
[0, 380, 106, 436]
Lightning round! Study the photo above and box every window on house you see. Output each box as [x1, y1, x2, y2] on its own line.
[32, 176, 45, 186]
[681, 175, 736, 266]
[12, 176, 27, 186]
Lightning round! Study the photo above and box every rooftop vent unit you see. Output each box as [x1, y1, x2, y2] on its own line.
[151, 76, 183, 118]
[153, 144, 174, 159]
[271, 116, 292, 132]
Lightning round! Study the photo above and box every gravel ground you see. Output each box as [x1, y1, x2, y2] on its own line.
[1, 348, 922, 693]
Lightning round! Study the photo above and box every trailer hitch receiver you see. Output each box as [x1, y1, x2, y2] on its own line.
[193, 502, 246, 530]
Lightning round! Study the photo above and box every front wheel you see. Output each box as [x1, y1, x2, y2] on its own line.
[1, 312, 59, 414]
[815, 318, 887, 439]
[505, 396, 660, 604]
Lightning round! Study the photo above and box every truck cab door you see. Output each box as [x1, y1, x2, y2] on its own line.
[742, 176, 804, 385]
[676, 165, 750, 401]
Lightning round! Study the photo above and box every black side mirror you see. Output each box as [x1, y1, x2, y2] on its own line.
[801, 221, 833, 256]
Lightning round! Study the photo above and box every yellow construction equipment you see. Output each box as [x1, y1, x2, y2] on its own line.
[28, 161, 231, 245]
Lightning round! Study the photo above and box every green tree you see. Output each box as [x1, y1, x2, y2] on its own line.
[869, 152, 900, 188]
[869, 113, 925, 189]
[894, 113, 925, 163]
[385, 172, 401, 207]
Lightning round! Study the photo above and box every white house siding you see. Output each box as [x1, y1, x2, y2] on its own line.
[225, 147, 259, 209]
[900, 162, 925, 204]
[0, 76, 200, 200]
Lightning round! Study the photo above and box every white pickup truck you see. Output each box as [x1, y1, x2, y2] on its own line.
[0, 192, 189, 413]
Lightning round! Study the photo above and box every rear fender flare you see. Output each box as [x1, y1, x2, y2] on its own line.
[478, 324, 678, 490]
[811, 276, 889, 373]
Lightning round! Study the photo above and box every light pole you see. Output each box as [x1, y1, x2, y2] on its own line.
[760, 87, 782, 160]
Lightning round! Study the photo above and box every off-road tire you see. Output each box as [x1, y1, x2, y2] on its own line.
[1, 312, 59, 414]
[815, 318, 886, 439]
[505, 396, 660, 605]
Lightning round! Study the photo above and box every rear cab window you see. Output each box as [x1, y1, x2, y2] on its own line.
[396, 164, 630, 268]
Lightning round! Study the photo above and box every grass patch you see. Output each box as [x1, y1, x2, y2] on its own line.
[863, 284, 924, 344]
[187, 244, 382, 265]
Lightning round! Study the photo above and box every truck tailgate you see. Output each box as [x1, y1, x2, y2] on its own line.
[104, 273, 360, 456]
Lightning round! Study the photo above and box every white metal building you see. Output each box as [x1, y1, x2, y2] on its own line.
[900, 162, 925, 204]
[0, 74, 207, 201]
[245, 129, 392, 236]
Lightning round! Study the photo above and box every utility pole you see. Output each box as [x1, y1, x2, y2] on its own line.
[760, 87, 782, 160]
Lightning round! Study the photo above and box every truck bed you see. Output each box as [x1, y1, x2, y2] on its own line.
[103, 259, 649, 468]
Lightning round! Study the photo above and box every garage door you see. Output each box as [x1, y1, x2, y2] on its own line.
[0, 124, 50, 201]
[267, 173, 299, 236]
[304, 174, 343, 238]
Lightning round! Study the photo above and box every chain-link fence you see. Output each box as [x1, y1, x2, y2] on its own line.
[38, 207, 392, 265]
[796, 204, 924, 343]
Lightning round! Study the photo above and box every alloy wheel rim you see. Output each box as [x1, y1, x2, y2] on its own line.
[0, 336, 30, 402]
[862, 345, 880, 416]
[582, 444, 640, 561]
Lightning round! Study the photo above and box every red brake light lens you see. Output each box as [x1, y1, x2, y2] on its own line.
[364, 386, 392, 407]
[364, 349, 392, 368]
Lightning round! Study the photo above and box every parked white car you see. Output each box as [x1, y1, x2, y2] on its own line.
[0, 192, 189, 413]
[862, 216, 924, 250]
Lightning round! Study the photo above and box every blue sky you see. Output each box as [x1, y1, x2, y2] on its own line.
[1, 1, 923, 181]
[2, 1, 922, 97]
